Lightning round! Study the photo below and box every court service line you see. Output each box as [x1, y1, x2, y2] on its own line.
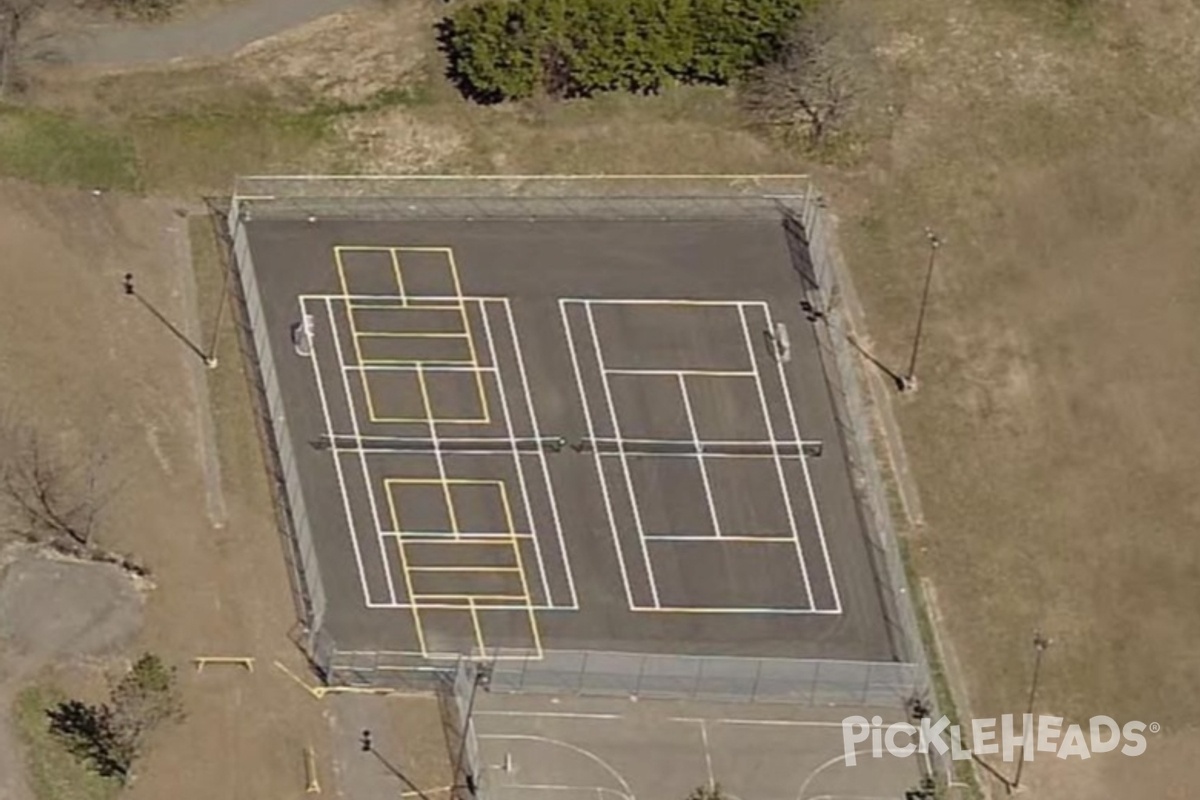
[446, 251, 491, 419]
[763, 304, 842, 614]
[479, 300, 553, 610]
[324, 297, 400, 606]
[642, 535, 797, 543]
[604, 368, 756, 378]
[354, 331, 471, 339]
[343, 363, 498, 374]
[407, 566, 524, 573]
[381, 531, 538, 541]
[299, 292, 505, 303]
[737, 303, 814, 609]
[565, 298, 759, 307]
[415, 364, 460, 537]
[677, 373, 722, 538]
[559, 300, 637, 610]
[621, 605, 830, 615]
[504, 299, 579, 609]
[299, 298, 374, 607]
[585, 301, 660, 608]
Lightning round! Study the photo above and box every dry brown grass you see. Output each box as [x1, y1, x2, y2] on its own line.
[7, 1, 1200, 797]
[824, 0, 1200, 795]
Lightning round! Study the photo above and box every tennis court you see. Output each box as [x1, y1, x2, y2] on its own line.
[235, 197, 900, 674]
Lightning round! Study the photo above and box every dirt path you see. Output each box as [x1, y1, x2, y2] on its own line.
[34, 0, 364, 66]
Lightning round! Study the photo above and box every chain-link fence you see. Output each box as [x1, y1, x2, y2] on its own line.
[228, 200, 328, 648]
[226, 175, 930, 715]
[488, 650, 920, 707]
[779, 195, 926, 669]
[323, 647, 919, 708]
[233, 174, 813, 222]
[786, 189, 948, 789]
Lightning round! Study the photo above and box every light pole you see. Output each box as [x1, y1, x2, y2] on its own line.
[123, 272, 218, 368]
[360, 729, 435, 800]
[899, 228, 942, 392]
[452, 662, 492, 799]
[1012, 632, 1052, 790]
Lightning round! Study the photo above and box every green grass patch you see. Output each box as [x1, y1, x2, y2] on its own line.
[0, 106, 138, 190]
[13, 686, 121, 800]
[898, 541, 985, 800]
[188, 214, 272, 494]
[129, 106, 338, 194]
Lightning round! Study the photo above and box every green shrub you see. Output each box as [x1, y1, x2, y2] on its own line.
[439, 0, 812, 103]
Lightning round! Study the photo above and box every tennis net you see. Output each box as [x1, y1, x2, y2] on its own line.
[575, 438, 823, 457]
[314, 435, 567, 453]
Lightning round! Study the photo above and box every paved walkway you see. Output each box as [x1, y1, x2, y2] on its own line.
[37, 0, 364, 66]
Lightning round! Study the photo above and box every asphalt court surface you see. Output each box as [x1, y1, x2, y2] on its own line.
[245, 218, 894, 662]
[474, 694, 919, 800]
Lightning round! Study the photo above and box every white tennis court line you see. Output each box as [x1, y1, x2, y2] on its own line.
[585, 302, 661, 608]
[586, 437, 824, 451]
[559, 300, 638, 610]
[642, 535, 797, 543]
[737, 303, 815, 609]
[504, 300, 579, 609]
[606, 368, 757, 377]
[762, 303, 841, 614]
[343, 363, 500, 374]
[416, 361, 460, 538]
[380, 530, 538, 541]
[323, 296, 400, 605]
[299, 296, 375, 606]
[479, 299, 553, 609]
[308, 292, 576, 614]
[562, 297, 840, 615]
[678, 372, 722, 538]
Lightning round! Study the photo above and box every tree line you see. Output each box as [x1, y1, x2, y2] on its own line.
[439, 0, 815, 103]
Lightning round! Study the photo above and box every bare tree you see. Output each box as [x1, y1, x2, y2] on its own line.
[0, 0, 46, 95]
[741, 3, 862, 149]
[0, 417, 113, 552]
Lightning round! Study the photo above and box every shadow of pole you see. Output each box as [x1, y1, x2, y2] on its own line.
[125, 273, 214, 367]
[361, 730, 436, 800]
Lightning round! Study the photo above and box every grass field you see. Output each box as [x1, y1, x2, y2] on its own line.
[3, 0, 1198, 798]
[14, 686, 120, 800]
